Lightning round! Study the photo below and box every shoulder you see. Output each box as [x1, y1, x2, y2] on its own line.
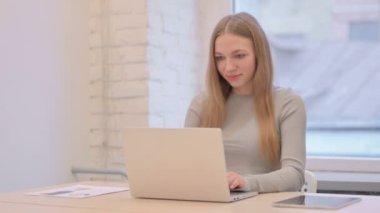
[190, 91, 207, 106]
[274, 87, 305, 107]
[187, 91, 208, 113]
[273, 87, 306, 120]
[185, 91, 207, 127]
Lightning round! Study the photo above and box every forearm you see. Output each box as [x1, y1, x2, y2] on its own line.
[244, 165, 304, 193]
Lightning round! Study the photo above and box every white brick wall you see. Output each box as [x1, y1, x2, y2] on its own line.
[88, 0, 231, 174]
[148, 0, 202, 127]
[89, 0, 149, 171]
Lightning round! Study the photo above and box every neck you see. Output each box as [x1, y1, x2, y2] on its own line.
[233, 88, 253, 96]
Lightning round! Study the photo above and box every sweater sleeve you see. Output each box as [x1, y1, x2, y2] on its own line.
[244, 92, 306, 192]
[184, 93, 205, 127]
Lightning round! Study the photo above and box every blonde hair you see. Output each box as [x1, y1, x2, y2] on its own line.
[201, 12, 280, 164]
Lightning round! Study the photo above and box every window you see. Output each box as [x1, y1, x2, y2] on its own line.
[349, 21, 379, 41]
[235, 0, 380, 172]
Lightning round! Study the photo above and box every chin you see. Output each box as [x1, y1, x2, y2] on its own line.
[230, 83, 243, 88]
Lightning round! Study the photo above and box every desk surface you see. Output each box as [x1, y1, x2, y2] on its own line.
[0, 182, 379, 213]
[0, 202, 130, 213]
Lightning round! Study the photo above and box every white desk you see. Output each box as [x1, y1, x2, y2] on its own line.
[0, 182, 379, 213]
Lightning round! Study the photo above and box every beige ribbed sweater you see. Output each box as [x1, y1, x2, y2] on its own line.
[184, 88, 306, 193]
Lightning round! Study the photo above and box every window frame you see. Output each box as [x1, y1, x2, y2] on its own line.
[307, 156, 380, 173]
[233, 0, 380, 174]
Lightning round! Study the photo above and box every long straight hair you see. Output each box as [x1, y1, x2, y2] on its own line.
[201, 12, 280, 164]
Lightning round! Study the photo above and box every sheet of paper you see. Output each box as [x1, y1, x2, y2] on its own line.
[27, 184, 129, 198]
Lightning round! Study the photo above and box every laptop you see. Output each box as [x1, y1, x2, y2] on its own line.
[123, 127, 258, 202]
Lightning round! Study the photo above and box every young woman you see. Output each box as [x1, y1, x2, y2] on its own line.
[185, 12, 306, 193]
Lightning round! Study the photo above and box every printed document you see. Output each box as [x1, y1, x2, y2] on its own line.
[27, 184, 129, 198]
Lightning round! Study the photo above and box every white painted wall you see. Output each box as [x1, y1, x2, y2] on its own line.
[0, 0, 232, 190]
[0, 0, 90, 192]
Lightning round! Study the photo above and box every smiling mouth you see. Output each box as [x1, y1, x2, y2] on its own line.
[226, 74, 241, 81]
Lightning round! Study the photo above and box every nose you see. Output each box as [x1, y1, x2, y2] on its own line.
[225, 58, 237, 73]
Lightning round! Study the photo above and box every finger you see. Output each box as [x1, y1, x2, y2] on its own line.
[227, 172, 236, 184]
[228, 176, 235, 186]
[230, 179, 237, 189]
[227, 172, 235, 179]
[230, 178, 241, 189]
[229, 175, 238, 188]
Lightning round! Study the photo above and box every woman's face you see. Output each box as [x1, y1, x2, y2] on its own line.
[214, 33, 256, 95]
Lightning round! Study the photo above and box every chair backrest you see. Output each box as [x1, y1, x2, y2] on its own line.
[301, 170, 318, 193]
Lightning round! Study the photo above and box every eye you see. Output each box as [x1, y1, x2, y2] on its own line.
[235, 53, 246, 59]
[215, 55, 225, 62]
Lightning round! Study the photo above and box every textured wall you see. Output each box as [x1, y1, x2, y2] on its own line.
[88, 0, 231, 175]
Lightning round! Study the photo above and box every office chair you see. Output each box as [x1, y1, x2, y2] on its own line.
[301, 170, 318, 193]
